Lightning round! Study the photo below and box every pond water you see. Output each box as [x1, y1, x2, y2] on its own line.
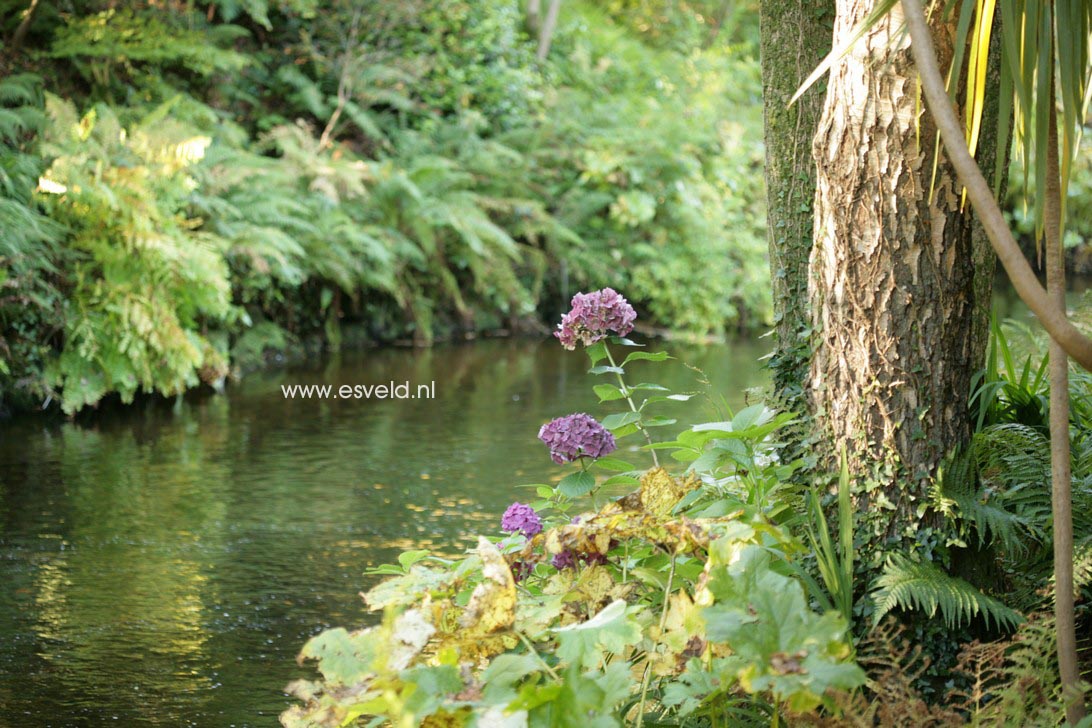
[0, 337, 770, 726]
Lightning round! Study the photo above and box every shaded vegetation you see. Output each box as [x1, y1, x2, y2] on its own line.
[0, 0, 767, 413]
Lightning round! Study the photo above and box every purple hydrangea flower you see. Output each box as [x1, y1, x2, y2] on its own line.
[510, 559, 533, 582]
[501, 502, 542, 537]
[554, 288, 637, 350]
[551, 550, 575, 569]
[538, 413, 617, 465]
[551, 549, 607, 570]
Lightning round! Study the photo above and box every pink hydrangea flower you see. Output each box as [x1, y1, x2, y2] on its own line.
[554, 288, 637, 350]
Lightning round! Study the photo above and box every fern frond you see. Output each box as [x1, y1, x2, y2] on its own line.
[936, 449, 1034, 554]
[872, 555, 1023, 631]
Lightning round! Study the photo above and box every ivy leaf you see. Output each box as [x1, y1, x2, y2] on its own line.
[558, 470, 596, 497]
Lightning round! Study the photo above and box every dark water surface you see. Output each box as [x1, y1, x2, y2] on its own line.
[0, 338, 769, 727]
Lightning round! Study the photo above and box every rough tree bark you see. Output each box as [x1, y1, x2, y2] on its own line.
[759, 0, 834, 396]
[807, 0, 1001, 527]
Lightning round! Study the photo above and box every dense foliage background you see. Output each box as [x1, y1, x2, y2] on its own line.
[0, 0, 767, 414]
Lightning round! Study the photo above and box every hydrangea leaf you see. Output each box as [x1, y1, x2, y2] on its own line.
[585, 341, 608, 365]
[298, 627, 378, 687]
[400, 664, 463, 720]
[590, 456, 634, 472]
[364, 564, 459, 610]
[558, 471, 596, 497]
[593, 383, 625, 402]
[700, 544, 864, 709]
[554, 600, 641, 670]
[621, 350, 671, 365]
[460, 537, 517, 637]
[600, 411, 641, 430]
[638, 467, 698, 517]
[476, 705, 529, 727]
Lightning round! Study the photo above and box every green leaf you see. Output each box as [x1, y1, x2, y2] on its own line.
[702, 544, 864, 709]
[586, 341, 608, 366]
[602, 474, 641, 487]
[554, 600, 642, 670]
[871, 554, 1023, 630]
[601, 411, 641, 429]
[610, 423, 641, 439]
[641, 416, 677, 427]
[629, 382, 669, 392]
[589, 365, 625, 375]
[398, 550, 431, 572]
[731, 404, 772, 431]
[590, 456, 634, 472]
[593, 384, 626, 402]
[621, 351, 671, 366]
[298, 628, 377, 686]
[610, 336, 643, 347]
[558, 470, 596, 497]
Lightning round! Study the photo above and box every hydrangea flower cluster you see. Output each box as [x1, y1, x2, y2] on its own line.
[501, 502, 542, 537]
[537, 413, 616, 465]
[550, 550, 575, 569]
[554, 288, 637, 350]
[551, 549, 606, 570]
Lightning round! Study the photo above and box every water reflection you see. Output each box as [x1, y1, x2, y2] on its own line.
[0, 338, 769, 726]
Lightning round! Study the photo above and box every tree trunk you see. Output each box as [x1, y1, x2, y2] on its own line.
[759, 0, 834, 396]
[536, 0, 562, 62]
[10, 0, 42, 52]
[527, 0, 542, 35]
[807, 0, 998, 534]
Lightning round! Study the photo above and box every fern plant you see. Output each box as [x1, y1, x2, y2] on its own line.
[0, 73, 65, 407]
[49, 8, 249, 90]
[871, 554, 1023, 631]
[37, 96, 235, 413]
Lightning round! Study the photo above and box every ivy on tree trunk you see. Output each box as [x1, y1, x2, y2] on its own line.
[759, 0, 833, 397]
[806, 1, 1001, 538]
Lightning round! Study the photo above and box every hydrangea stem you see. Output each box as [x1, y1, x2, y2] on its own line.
[635, 553, 675, 727]
[604, 344, 660, 467]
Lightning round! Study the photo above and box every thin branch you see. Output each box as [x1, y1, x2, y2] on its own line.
[1046, 76, 1084, 726]
[900, 0, 1092, 371]
[10, 0, 42, 53]
[318, 9, 362, 151]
